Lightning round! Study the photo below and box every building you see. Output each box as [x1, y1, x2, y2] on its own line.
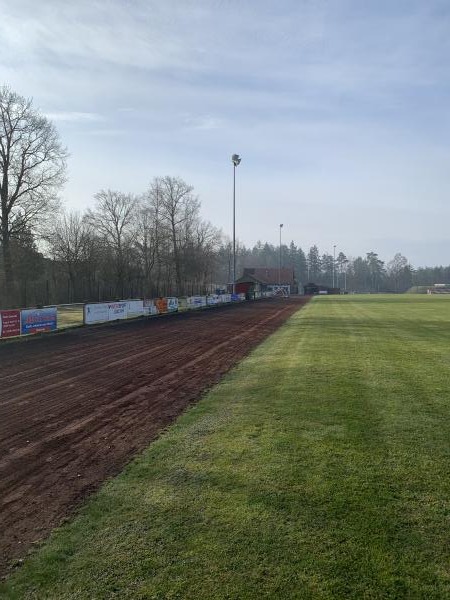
[427, 284, 450, 294]
[235, 267, 297, 297]
[303, 282, 340, 295]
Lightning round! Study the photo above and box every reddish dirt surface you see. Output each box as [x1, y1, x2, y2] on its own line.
[0, 297, 308, 575]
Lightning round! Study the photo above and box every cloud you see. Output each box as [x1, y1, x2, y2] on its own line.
[117, 107, 136, 114]
[45, 111, 104, 123]
[2, 0, 450, 264]
[85, 128, 125, 137]
[183, 114, 223, 130]
[0, 0, 204, 73]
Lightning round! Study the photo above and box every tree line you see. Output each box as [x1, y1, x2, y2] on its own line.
[0, 86, 448, 309]
[244, 244, 415, 293]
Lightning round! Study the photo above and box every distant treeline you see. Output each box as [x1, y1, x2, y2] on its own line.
[0, 206, 447, 309]
[241, 244, 415, 294]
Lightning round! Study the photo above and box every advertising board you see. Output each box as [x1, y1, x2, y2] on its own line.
[126, 299, 144, 317]
[231, 293, 240, 302]
[84, 303, 108, 324]
[84, 302, 128, 324]
[143, 299, 158, 315]
[207, 295, 219, 305]
[21, 307, 57, 335]
[155, 297, 168, 313]
[0, 310, 21, 338]
[187, 296, 206, 309]
[167, 297, 179, 312]
[107, 302, 127, 320]
[218, 294, 231, 303]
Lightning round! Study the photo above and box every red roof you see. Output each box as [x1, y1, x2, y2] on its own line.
[242, 267, 295, 285]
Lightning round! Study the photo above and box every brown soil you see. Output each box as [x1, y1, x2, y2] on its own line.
[0, 297, 308, 575]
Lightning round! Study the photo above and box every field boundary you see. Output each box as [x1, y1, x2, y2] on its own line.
[0, 292, 280, 343]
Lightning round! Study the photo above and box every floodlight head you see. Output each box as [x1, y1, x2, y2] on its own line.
[231, 154, 241, 166]
[280, 223, 284, 228]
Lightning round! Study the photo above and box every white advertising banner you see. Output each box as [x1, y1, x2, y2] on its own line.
[84, 302, 128, 324]
[107, 302, 128, 320]
[143, 299, 158, 315]
[84, 303, 109, 324]
[187, 296, 207, 309]
[83, 291, 239, 327]
[126, 299, 144, 317]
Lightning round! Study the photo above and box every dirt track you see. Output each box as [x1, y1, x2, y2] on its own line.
[0, 297, 308, 575]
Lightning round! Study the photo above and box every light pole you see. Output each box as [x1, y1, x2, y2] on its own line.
[333, 244, 336, 288]
[231, 154, 241, 294]
[279, 223, 283, 285]
[343, 257, 348, 292]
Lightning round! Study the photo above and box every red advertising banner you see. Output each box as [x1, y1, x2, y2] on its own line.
[0, 310, 21, 338]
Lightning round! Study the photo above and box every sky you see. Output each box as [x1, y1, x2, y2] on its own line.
[1, 0, 450, 266]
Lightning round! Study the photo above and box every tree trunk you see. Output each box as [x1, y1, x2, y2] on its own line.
[171, 223, 182, 295]
[1, 233, 15, 307]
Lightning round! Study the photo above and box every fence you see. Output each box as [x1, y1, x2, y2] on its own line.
[0, 307, 57, 338]
[0, 292, 258, 340]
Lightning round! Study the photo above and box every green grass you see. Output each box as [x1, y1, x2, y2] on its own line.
[57, 305, 84, 329]
[406, 286, 430, 294]
[3, 295, 450, 599]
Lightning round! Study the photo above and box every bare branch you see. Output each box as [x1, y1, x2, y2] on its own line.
[0, 86, 67, 291]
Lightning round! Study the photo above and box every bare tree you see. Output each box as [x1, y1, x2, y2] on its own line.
[0, 86, 67, 300]
[86, 190, 138, 297]
[188, 220, 221, 292]
[137, 181, 166, 296]
[157, 176, 200, 294]
[46, 211, 99, 301]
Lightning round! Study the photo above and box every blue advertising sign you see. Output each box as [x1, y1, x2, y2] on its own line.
[167, 297, 179, 312]
[21, 307, 57, 335]
[231, 294, 240, 302]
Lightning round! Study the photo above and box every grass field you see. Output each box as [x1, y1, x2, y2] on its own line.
[3, 295, 450, 599]
[57, 305, 84, 329]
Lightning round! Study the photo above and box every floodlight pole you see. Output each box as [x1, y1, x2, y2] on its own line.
[333, 244, 337, 288]
[233, 163, 236, 294]
[279, 224, 283, 285]
[231, 154, 241, 294]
